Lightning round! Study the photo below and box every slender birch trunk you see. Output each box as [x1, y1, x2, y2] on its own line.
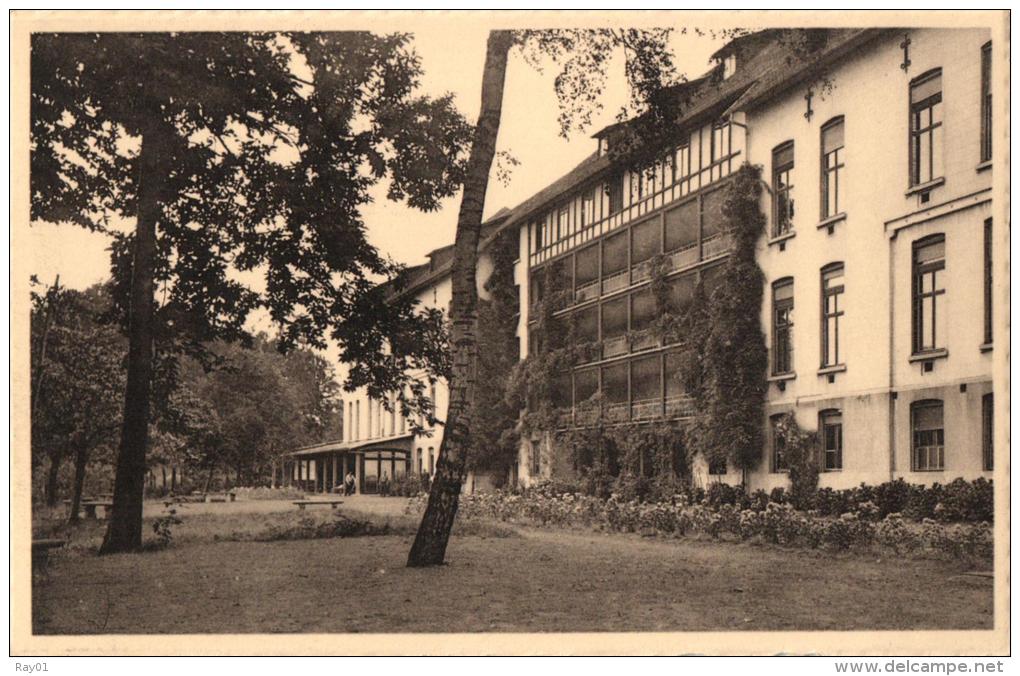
[407, 30, 513, 567]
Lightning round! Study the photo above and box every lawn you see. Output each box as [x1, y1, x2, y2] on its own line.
[32, 500, 993, 634]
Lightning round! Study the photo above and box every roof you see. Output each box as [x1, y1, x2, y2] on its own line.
[384, 29, 895, 301]
[286, 433, 414, 457]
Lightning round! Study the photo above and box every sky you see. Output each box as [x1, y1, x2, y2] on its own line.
[29, 24, 727, 291]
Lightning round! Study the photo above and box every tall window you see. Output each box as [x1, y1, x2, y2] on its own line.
[556, 204, 569, 241]
[607, 175, 624, 215]
[821, 263, 845, 367]
[981, 42, 992, 163]
[910, 69, 943, 186]
[821, 117, 845, 218]
[984, 219, 993, 345]
[581, 188, 595, 227]
[534, 220, 544, 251]
[772, 278, 794, 375]
[819, 410, 843, 471]
[911, 400, 944, 471]
[673, 137, 691, 183]
[772, 142, 795, 237]
[711, 121, 730, 163]
[912, 235, 946, 353]
[771, 415, 788, 472]
[982, 393, 993, 471]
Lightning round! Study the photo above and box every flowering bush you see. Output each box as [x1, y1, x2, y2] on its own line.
[405, 486, 992, 562]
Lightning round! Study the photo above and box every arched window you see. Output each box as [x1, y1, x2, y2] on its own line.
[821, 263, 845, 367]
[911, 399, 944, 471]
[820, 117, 845, 219]
[772, 141, 795, 237]
[909, 68, 943, 186]
[819, 409, 843, 471]
[772, 278, 794, 375]
[912, 234, 946, 354]
[770, 414, 789, 472]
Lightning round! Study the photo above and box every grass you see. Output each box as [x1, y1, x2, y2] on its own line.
[31, 499, 992, 634]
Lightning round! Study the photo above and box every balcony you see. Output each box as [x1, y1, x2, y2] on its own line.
[631, 399, 662, 421]
[666, 243, 699, 271]
[601, 269, 629, 295]
[702, 232, 732, 260]
[603, 401, 629, 422]
[575, 280, 599, 303]
[602, 335, 628, 359]
[665, 395, 695, 419]
[630, 331, 659, 352]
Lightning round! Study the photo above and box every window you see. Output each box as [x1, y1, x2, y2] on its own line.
[984, 219, 992, 345]
[428, 447, 436, 475]
[711, 121, 730, 163]
[581, 188, 595, 227]
[556, 205, 569, 242]
[607, 175, 624, 215]
[534, 220, 544, 251]
[910, 69, 943, 186]
[982, 393, 993, 471]
[821, 117, 845, 219]
[772, 142, 795, 237]
[574, 244, 599, 302]
[981, 42, 992, 163]
[911, 400, 944, 471]
[665, 200, 698, 255]
[630, 355, 661, 419]
[429, 382, 437, 427]
[708, 457, 728, 475]
[772, 278, 794, 375]
[820, 410, 843, 471]
[673, 137, 691, 183]
[600, 296, 628, 358]
[772, 415, 789, 472]
[602, 362, 629, 421]
[355, 400, 360, 440]
[912, 235, 946, 354]
[821, 264, 845, 367]
[631, 218, 660, 268]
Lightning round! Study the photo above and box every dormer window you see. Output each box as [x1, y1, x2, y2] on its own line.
[599, 137, 611, 156]
[723, 54, 737, 79]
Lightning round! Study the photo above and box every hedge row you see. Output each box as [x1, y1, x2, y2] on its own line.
[700, 478, 993, 523]
[407, 489, 993, 561]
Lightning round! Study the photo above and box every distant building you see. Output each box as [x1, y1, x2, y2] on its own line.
[282, 209, 517, 495]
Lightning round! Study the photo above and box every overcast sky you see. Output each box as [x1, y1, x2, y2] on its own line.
[30, 24, 726, 291]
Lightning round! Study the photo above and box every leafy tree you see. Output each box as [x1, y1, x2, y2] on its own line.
[408, 29, 680, 567]
[31, 32, 471, 552]
[31, 281, 125, 520]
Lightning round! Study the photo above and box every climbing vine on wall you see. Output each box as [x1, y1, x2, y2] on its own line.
[468, 229, 523, 482]
[678, 162, 769, 476]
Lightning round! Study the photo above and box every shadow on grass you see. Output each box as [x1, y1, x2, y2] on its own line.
[32, 505, 518, 555]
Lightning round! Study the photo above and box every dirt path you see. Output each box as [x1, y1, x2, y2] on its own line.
[33, 526, 992, 634]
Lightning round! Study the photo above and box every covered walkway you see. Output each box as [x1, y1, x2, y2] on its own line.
[278, 433, 413, 495]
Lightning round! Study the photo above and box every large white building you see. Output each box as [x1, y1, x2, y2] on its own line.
[511, 27, 997, 490]
[288, 27, 1000, 495]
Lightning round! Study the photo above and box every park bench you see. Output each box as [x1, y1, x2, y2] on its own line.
[292, 499, 344, 511]
[81, 500, 113, 519]
[203, 491, 237, 503]
[32, 538, 65, 574]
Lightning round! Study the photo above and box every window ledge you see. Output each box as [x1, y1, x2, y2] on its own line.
[767, 231, 796, 247]
[905, 177, 945, 197]
[817, 364, 847, 376]
[767, 372, 796, 383]
[909, 348, 948, 363]
[980, 342, 993, 353]
[976, 160, 992, 173]
[816, 213, 847, 230]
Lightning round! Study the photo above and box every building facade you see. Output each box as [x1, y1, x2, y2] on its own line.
[288, 27, 999, 496]
[513, 27, 997, 491]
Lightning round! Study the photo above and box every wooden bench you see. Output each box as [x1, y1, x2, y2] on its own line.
[81, 500, 113, 519]
[292, 499, 344, 511]
[32, 538, 65, 573]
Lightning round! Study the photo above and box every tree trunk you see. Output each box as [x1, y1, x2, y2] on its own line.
[171, 465, 177, 491]
[44, 450, 63, 507]
[407, 30, 512, 567]
[100, 123, 165, 554]
[68, 443, 89, 525]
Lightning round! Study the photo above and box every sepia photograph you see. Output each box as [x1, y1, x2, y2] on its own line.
[9, 8, 1010, 658]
